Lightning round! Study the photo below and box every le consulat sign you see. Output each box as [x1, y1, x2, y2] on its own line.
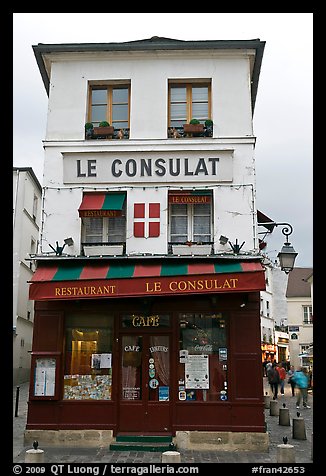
[63, 151, 233, 183]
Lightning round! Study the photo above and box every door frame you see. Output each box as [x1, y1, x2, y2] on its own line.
[117, 323, 173, 434]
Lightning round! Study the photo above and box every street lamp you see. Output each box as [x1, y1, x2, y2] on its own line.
[258, 221, 298, 274]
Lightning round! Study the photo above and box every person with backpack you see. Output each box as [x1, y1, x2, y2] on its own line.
[292, 366, 311, 409]
[267, 362, 280, 400]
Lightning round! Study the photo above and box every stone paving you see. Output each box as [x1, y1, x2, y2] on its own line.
[13, 378, 313, 464]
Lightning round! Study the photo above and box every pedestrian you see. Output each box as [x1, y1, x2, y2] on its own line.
[292, 366, 311, 409]
[266, 360, 272, 375]
[287, 365, 296, 396]
[262, 359, 268, 377]
[276, 362, 286, 395]
[267, 362, 280, 400]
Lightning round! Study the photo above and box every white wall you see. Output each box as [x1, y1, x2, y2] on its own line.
[13, 169, 41, 384]
[45, 51, 253, 141]
[40, 49, 259, 257]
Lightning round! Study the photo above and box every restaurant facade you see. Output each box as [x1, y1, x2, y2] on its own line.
[26, 37, 269, 450]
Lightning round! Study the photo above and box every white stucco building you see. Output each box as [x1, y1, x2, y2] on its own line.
[26, 37, 273, 449]
[13, 167, 42, 384]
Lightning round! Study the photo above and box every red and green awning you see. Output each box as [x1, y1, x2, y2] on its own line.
[29, 259, 265, 301]
[78, 192, 126, 217]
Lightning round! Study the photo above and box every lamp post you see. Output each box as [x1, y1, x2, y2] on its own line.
[258, 222, 298, 273]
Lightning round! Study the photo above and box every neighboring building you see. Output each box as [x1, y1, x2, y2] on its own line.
[286, 267, 313, 370]
[26, 38, 270, 451]
[260, 262, 277, 362]
[13, 167, 42, 385]
[260, 262, 289, 365]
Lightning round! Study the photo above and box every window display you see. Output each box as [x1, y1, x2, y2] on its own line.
[178, 313, 228, 401]
[64, 314, 113, 400]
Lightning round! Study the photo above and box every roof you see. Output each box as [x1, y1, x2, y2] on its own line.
[286, 267, 313, 298]
[13, 167, 42, 192]
[32, 37, 265, 112]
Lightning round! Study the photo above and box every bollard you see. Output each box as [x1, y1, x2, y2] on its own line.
[161, 451, 181, 463]
[15, 386, 20, 417]
[270, 400, 279, 416]
[264, 392, 271, 409]
[277, 444, 296, 463]
[25, 449, 45, 463]
[292, 415, 306, 440]
[279, 406, 290, 426]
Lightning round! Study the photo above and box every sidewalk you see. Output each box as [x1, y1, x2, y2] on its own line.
[13, 378, 313, 464]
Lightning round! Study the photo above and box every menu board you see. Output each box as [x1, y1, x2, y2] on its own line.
[185, 354, 209, 389]
[34, 358, 56, 396]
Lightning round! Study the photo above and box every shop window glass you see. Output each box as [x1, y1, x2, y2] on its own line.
[178, 313, 228, 402]
[64, 314, 113, 400]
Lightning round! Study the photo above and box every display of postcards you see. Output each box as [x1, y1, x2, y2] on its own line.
[63, 374, 112, 400]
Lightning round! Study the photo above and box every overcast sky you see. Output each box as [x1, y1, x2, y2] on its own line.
[13, 13, 313, 268]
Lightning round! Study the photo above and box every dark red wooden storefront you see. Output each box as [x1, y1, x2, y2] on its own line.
[27, 258, 266, 435]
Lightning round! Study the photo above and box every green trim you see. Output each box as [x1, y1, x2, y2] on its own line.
[106, 263, 135, 279]
[160, 262, 188, 276]
[103, 193, 126, 210]
[214, 262, 242, 273]
[53, 265, 84, 281]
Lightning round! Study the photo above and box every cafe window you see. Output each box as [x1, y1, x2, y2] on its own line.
[178, 313, 228, 402]
[168, 82, 211, 128]
[169, 192, 212, 244]
[88, 84, 130, 129]
[63, 314, 113, 400]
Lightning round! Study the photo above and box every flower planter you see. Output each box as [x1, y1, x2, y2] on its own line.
[93, 126, 114, 138]
[83, 245, 124, 256]
[172, 244, 212, 256]
[183, 123, 204, 136]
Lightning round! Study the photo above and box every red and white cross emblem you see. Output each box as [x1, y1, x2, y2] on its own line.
[133, 203, 160, 238]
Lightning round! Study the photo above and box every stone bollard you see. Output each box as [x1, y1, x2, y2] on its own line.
[279, 405, 290, 426]
[162, 451, 181, 463]
[292, 414, 306, 440]
[270, 400, 279, 416]
[277, 443, 296, 463]
[25, 449, 45, 463]
[264, 392, 271, 409]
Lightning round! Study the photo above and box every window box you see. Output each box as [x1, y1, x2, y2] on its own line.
[83, 245, 124, 256]
[183, 123, 204, 137]
[172, 244, 212, 255]
[92, 126, 114, 138]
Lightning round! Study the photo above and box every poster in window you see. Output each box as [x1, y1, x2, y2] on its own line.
[34, 358, 56, 396]
[91, 353, 112, 369]
[185, 354, 209, 389]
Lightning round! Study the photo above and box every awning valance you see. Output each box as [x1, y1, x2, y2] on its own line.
[78, 192, 126, 217]
[29, 259, 266, 301]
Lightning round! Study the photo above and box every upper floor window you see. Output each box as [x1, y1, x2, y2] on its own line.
[168, 81, 211, 128]
[303, 305, 313, 324]
[168, 82, 212, 138]
[88, 84, 130, 129]
[79, 192, 127, 254]
[168, 191, 212, 245]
